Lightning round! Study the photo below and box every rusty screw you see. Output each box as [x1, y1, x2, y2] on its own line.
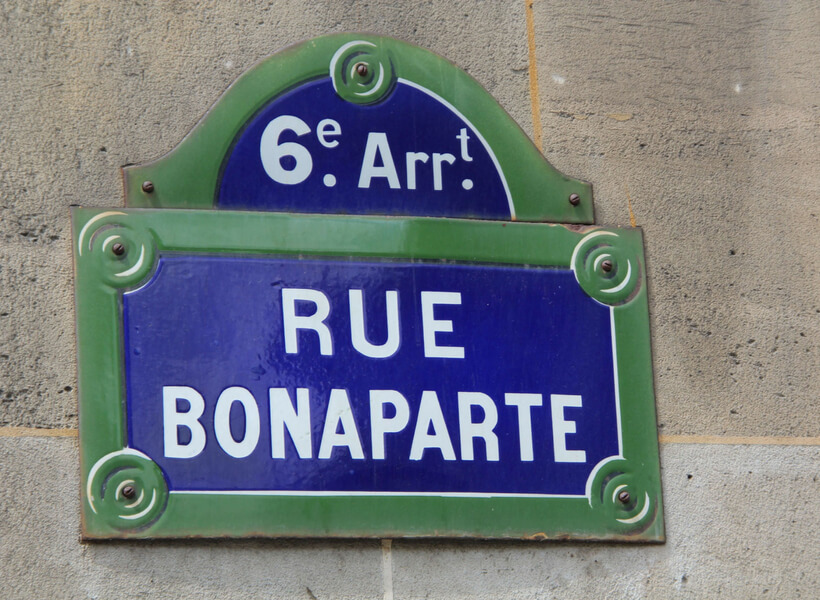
[601, 259, 613, 273]
[111, 242, 125, 256]
[122, 485, 136, 500]
[142, 180, 155, 193]
[618, 490, 631, 504]
[355, 62, 368, 77]
[569, 193, 581, 206]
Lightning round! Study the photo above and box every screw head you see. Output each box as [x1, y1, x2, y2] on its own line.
[141, 180, 155, 193]
[111, 242, 125, 256]
[617, 490, 631, 504]
[122, 485, 136, 500]
[355, 62, 368, 77]
[601, 259, 613, 273]
[569, 193, 581, 206]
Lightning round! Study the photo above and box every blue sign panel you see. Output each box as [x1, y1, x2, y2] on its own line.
[123, 255, 621, 497]
[218, 78, 513, 219]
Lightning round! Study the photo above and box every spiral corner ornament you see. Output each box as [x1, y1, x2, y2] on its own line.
[589, 459, 658, 535]
[86, 449, 169, 531]
[330, 40, 396, 105]
[571, 230, 641, 305]
[77, 212, 157, 288]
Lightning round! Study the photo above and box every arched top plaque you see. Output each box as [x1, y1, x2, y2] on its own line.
[123, 34, 593, 223]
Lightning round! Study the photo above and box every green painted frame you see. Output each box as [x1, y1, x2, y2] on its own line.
[72, 207, 663, 541]
[122, 34, 593, 224]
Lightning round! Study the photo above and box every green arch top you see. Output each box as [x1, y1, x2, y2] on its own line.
[123, 33, 593, 223]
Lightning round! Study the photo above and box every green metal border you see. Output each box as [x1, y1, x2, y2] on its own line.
[72, 207, 661, 541]
[122, 34, 593, 224]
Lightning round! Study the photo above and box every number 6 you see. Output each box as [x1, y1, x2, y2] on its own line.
[259, 115, 313, 185]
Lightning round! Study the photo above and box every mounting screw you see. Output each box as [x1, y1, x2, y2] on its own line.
[122, 485, 136, 499]
[111, 242, 125, 256]
[141, 180, 155, 193]
[601, 259, 613, 273]
[355, 62, 368, 77]
[618, 490, 630, 504]
[569, 193, 581, 206]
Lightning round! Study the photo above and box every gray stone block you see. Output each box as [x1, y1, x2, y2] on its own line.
[391, 441, 820, 598]
[532, 0, 820, 437]
[0, 436, 383, 599]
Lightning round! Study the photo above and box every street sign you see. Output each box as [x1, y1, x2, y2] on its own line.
[73, 34, 663, 541]
[122, 36, 591, 222]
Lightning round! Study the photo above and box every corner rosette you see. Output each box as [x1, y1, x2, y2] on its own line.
[589, 458, 658, 535]
[330, 40, 396, 104]
[77, 212, 157, 288]
[571, 230, 641, 305]
[86, 449, 169, 531]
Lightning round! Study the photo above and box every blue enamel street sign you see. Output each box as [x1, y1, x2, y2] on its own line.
[75, 34, 663, 540]
[125, 256, 619, 496]
[219, 78, 513, 219]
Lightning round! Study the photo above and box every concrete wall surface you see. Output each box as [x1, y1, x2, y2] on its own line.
[0, 1, 817, 598]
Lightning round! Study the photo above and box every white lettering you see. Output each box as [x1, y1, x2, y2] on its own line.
[458, 392, 499, 461]
[504, 393, 542, 461]
[456, 128, 473, 161]
[213, 386, 260, 459]
[349, 290, 401, 358]
[316, 118, 341, 148]
[270, 388, 312, 459]
[318, 389, 365, 459]
[282, 288, 333, 356]
[369, 390, 410, 460]
[161, 386, 588, 466]
[358, 132, 400, 189]
[432, 152, 456, 191]
[405, 151, 429, 190]
[410, 391, 456, 460]
[421, 291, 464, 359]
[259, 115, 313, 185]
[163, 386, 207, 459]
[550, 394, 587, 463]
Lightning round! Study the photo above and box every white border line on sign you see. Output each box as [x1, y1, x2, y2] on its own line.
[171, 490, 582, 499]
[397, 78, 516, 220]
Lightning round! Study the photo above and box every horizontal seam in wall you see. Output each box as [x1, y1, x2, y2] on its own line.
[0, 427, 78, 438]
[0, 428, 817, 446]
[659, 434, 820, 446]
